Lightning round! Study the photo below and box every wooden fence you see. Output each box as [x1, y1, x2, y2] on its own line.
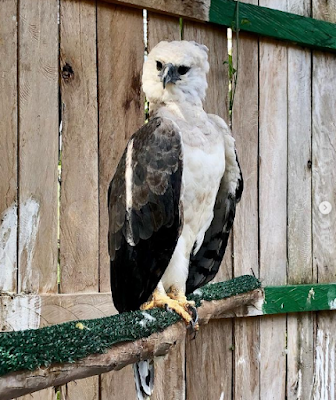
[0, 0, 335, 399]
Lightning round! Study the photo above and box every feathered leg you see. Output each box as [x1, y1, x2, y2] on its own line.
[133, 359, 154, 400]
[136, 282, 198, 399]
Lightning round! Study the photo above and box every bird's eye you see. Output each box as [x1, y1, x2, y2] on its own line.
[178, 66, 190, 75]
[156, 61, 163, 71]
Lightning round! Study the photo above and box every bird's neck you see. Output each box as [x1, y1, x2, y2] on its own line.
[149, 100, 205, 122]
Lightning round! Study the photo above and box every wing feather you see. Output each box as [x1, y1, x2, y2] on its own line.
[108, 117, 183, 312]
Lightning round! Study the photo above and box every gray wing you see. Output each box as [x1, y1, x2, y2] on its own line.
[108, 117, 183, 313]
[186, 150, 243, 294]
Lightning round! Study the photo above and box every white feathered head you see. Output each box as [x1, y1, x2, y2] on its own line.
[142, 41, 209, 106]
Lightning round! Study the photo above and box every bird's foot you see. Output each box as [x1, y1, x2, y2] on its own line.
[167, 286, 199, 333]
[140, 288, 198, 331]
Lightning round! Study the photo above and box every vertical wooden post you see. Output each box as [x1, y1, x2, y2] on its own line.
[0, 0, 18, 294]
[286, 1, 314, 399]
[147, 12, 181, 45]
[59, 0, 99, 397]
[97, 4, 144, 399]
[231, 0, 260, 395]
[287, 0, 313, 285]
[312, 2, 336, 398]
[59, 0, 99, 294]
[17, 0, 58, 399]
[18, 0, 59, 294]
[259, 0, 288, 398]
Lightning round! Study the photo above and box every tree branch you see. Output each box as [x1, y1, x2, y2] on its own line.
[0, 289, 263, 400]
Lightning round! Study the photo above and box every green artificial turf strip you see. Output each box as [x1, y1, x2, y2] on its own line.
[0, 275, 260, 377]
[188, 274, 260, 307]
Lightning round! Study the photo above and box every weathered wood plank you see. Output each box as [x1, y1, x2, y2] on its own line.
[147, 12, 181, 46]
[100, 366, 136, 400]
[59, 0, 99, 294]
[259, 5, 288, 287]
[17, 13, 58, 400]
[313, 0, 336, 24]
[186, 320, 233, 400]
[83, 0, 336, 53]
[312, 12, 336, 287]
[0, 294, 42, 332]
[98, 3, 144, 294]
[183, 21, 232, 400]
[97, 4, 144, 399]
[312, 2, 336, 399]
[231, 2, 260, 395]
[99, 0, 210, 22]
[287, 313, 314, 399]
[152, 339, 186, 400]
[39, 292, 117, 326]
[232, 36, 258, 279]
[0, 0, 18, 294]
[313, 312, 336, 400]
[147, 13, 183, 400]
[287, 2, 313, 286]
[234, 317, 260, 399]
[0, 292, 115, 332]
[18, 0, 58, 294]
[18, 389, 55, 400]
[259, 1, 288, 398]
[59, 377, 97, 400]
[259, 315, 286, 398]
[286, 1, 314, 398]
[59, 1, 100, 397]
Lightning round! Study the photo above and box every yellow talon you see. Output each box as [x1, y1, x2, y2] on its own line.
[167, 286, 195, 307]
[140, 287, 198, 331]
[167, 286, 199, 331]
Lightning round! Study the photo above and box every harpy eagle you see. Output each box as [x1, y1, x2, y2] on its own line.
[108, 40, 243, 399]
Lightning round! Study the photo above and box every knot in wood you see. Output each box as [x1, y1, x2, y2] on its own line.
[61, 63, 74, 82]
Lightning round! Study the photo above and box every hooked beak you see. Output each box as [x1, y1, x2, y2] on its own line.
[160, 63, 180, 89]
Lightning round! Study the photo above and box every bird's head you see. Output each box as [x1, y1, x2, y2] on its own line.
[142, 40, 209, 107]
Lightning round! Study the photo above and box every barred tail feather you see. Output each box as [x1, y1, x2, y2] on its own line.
[133, 359, 154, 400]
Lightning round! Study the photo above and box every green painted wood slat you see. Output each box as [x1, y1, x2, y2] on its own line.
[103, 0, 336, 52]
[263, 284, 336, 315]
[209, 0, 336, 52]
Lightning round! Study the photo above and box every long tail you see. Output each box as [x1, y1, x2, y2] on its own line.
[133, 359, 154, 400]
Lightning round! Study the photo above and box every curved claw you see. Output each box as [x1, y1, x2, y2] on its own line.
[187, 304, 199, 339]
[187, 304, 198, 324]
[164, 304, 173, 313]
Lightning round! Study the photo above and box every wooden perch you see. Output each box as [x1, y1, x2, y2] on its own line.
[0, 289, 262, 400]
